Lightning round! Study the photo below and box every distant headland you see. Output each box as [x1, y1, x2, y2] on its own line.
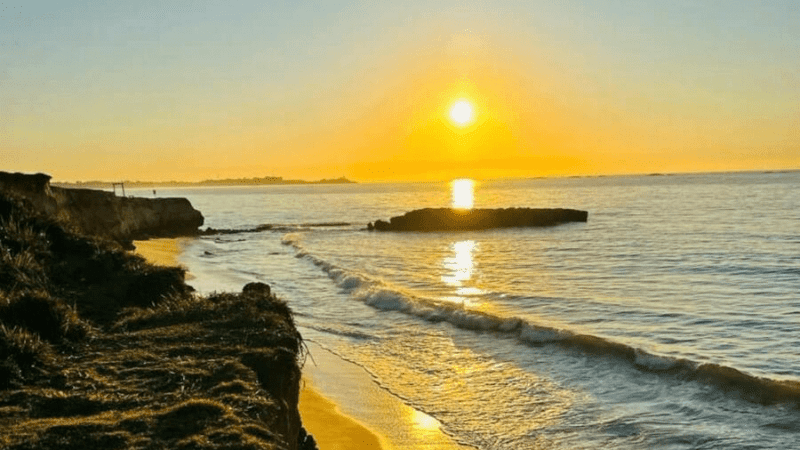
[53, 176, 356, 189]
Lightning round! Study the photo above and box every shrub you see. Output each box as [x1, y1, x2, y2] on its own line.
[0, 291, 90, 343]
[0, 324, 53, 389]
[0, 247, 47, 293]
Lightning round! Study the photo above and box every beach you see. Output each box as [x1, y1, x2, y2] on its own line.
[5, 1, 797, 446]
[133, 237, 195, 279]
[300, 341, 471, 450]
[5, 171, 799, 448]
[133, 238, 467, 450]
[299, 379, 385, 450]
[147, 174, 800, 449]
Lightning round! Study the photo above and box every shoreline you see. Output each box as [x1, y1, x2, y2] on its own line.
[133, 237, 195, 280]
[300, 378, 387, 450]
[134, 237, 394, 450]
[301, 340, 472, 450]
[135, 238, 470, 449]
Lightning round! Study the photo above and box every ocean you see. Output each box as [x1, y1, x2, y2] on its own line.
[133, 171, 800, 449]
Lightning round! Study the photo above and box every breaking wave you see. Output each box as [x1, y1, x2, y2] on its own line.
[281, 232, 800, 407]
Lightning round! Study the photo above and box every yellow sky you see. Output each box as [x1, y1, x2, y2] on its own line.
[2, 2, 798, 182]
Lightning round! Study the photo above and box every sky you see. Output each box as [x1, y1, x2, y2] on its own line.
[1, 0, 798, 182]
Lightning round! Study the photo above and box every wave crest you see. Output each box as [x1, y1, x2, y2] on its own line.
[283, 232, 800, 407]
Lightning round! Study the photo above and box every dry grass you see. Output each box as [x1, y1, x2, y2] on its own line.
[0, 192, 315, 450]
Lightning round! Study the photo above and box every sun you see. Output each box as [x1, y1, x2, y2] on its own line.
[449, 100, 474, 126]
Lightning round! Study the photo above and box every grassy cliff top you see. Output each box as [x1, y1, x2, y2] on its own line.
[0, 193, 314, 450]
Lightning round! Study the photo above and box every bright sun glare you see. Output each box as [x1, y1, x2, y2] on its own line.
[451, 178, 475, 209]
[449, 100, 474, 126]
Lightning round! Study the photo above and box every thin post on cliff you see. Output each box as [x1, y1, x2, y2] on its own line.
[112, 182, 126, 197]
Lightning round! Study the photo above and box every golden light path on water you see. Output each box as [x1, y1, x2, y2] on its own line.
[444, 180, 482, 306]
[440, 240, 489, 310]
[451, 179, 475, 209]
[442, 240, 475, 287]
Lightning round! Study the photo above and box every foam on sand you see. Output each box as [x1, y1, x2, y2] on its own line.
[302, 341, 472, 450]
[284, 232, 800, 408]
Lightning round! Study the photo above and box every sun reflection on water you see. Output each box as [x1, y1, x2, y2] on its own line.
[409, 408, 442, 432]
[442, 240, 476, 287]
[451, 179, 474, 209]
[440, 240, 489, 308]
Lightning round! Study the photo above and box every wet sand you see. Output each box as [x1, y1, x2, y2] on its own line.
[302, 341, 471, 450]
[300, 378, 387, 450]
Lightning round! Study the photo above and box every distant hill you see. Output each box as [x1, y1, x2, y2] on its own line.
[53, 176, 356, 189]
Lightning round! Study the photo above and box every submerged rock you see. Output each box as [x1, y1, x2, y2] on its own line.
[370, 207, 588, 231]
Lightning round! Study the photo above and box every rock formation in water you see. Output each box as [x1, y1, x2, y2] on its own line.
[369, 207, 588, 231]
[0, 171, 203, 244]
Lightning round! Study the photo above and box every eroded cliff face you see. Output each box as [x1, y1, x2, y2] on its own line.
[0, 171, 203, 242]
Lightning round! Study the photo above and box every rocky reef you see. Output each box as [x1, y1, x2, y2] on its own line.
[0, 172, 203, 246]
[369, 207, 588, 232]
[0, 192, 315, 449]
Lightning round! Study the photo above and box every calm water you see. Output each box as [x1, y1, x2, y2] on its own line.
[135, 171, 800, 449]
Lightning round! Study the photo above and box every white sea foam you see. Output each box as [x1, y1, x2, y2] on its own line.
[363, 289, 409, 311]
[278, 227, 800, 419]
[281, 232, 303, 247]
[519, 325, 568, 344]
[633, 349, 679, 371]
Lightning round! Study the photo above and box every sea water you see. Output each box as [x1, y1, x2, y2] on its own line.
[133, 171, 800, 449]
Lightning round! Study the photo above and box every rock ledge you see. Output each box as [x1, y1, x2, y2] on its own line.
[369, 207, 588, 231]
[0, 171, 203, 244]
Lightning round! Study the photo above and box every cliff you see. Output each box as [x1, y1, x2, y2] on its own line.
[0, 172, 203, 244]
[0, 192, 315, 450]
[369, 207, 588, 232]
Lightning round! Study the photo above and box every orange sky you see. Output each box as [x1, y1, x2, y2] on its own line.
[2, 2, 798, 182]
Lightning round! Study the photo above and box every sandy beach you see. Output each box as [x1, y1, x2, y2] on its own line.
[133, 238, 468, 450]
[133, 237, 194, 279]
[133, 238, 391, 450]
[300, 379, 386, 450]
[301, 341, 471, 450]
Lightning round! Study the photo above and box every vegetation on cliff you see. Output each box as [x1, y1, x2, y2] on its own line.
[0, 171, 205, 247]
[0, 193, 315, 449]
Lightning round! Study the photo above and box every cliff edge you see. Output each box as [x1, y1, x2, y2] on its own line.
[0, 172, 203, 244]
[0, 192, 315, 450]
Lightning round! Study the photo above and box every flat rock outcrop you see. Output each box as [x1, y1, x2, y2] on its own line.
[0, 171, 203, 243]
[369, 207, 588, 232]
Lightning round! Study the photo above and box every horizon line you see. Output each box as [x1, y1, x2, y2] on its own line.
[41, 167, 800, 186]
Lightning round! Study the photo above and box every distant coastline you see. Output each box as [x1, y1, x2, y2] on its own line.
[52, 176, 356, 189]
